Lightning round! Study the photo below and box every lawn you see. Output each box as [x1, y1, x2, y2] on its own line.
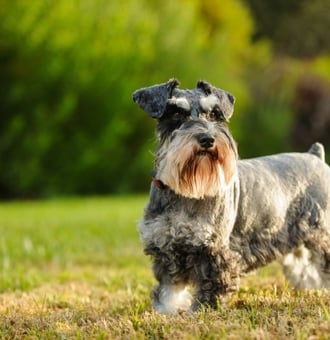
[0, 196, 329, 339]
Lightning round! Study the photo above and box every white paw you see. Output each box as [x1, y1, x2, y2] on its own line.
[154, 285, 193, 314]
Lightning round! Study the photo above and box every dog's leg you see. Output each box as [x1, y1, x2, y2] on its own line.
[151, 258, 193, 314]
[152, 283, 193, 314]
[192, 247, 240, 311]
[281, 229, 330, 289]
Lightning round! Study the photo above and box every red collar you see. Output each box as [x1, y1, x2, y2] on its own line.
[152, 177, 167, 189]
[151, 170, 167, 189]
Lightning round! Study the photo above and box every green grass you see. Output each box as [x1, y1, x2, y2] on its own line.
[0, 196, 329, 339]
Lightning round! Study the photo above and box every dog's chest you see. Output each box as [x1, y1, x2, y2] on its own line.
[140, 210, 216, 250]
[139, 191, 234, 250]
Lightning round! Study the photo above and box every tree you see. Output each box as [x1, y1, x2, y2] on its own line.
[244, 0, 330, 58]
[0, 0, 259, 198]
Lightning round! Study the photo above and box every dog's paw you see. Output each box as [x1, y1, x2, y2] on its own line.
[153, 285, 193, 315]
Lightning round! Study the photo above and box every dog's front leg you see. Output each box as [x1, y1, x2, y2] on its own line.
[150, 256, 193, 314]
[192, 247, 241, 311]
[151, 282, 193, 314]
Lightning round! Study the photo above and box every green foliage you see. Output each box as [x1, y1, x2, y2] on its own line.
[0, 0, 329, 198]
[276, 0, 330, 57]
[0, 0, 157, 197]
[0, 0, 259, 198]
[245, 0, 330, 57]
[239, 60, 295, 157]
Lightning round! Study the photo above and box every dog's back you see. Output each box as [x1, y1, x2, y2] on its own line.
[236, 144, 330, 226]
[233, 144, 330, 274]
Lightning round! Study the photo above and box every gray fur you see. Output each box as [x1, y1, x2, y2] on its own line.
[132, 79, 180, 118]
[133, 79, 235, 121]
[133, 80, 330, 314]
[308, 142, 325, 161]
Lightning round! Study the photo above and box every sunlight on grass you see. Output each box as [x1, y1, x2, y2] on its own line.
[0, 196, 149, 292]
[0, 196, 329, 338]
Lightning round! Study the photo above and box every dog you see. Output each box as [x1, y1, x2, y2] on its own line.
[132, 79, 330, 314]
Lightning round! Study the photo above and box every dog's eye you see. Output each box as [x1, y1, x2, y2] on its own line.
[208, 111, 217, 120]
[164, 104, 189, 121]
[172, 112, 183, 120]
[209, 107, 224, 121]
[170, 108, 189, 121]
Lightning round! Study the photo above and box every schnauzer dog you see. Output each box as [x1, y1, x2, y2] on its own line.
[133, 79, 330, 314]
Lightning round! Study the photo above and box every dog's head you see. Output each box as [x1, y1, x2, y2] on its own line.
[133, 79, 237, 199]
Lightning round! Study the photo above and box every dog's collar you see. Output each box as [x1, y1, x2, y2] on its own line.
[151, 170, 167, 190]
[152, 178, 167, 189]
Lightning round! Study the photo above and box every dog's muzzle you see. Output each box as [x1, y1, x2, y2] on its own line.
[197, 133, 215, 149]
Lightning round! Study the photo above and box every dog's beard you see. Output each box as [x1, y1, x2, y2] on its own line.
[157, 136, 237, 199]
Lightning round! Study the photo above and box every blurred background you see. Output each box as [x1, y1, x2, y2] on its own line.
[0, 0, 329, 200]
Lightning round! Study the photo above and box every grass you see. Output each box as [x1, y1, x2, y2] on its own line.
[0, 196, 329, 339]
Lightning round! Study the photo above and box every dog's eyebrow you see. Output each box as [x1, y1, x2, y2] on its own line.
[200, 94, 219, 111]
[168, 97, 191, 111]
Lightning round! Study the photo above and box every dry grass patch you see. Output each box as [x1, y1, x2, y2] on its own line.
[1, 266, 330, 339]
[0, 197, 329, 339]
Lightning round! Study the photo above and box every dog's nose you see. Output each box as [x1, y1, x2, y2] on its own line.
[197, 133, 215, 149]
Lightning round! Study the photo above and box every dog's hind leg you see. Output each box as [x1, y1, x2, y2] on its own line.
[280, 193, 330, 289]
[281, 229, 330, 289]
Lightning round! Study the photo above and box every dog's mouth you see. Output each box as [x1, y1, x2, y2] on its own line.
[196, 149, 218, 160]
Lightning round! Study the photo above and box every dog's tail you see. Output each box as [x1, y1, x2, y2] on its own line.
[308, 142, 325, 162]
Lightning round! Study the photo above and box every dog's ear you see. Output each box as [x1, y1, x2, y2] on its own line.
[133, 79, 180, 119]
[197, 80, 235, 121]
[196, 80, 213, 95]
